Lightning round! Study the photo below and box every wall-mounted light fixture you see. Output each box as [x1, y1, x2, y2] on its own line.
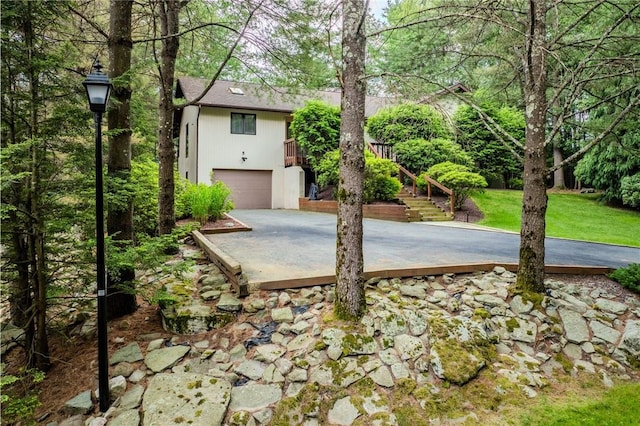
[241, 151, 247, 162]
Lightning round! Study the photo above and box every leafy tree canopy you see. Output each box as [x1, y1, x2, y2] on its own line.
[453, 100, 524, 188]
[290, 100, 341, 170]
[394, 137, 473, 175]
[366, 103, 452, 145]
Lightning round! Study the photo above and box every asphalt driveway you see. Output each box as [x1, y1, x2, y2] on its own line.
[206, 209, 640, 287]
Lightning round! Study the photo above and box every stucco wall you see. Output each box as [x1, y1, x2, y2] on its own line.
[178, 105, 200, 183]
[196, 107, 289, 208]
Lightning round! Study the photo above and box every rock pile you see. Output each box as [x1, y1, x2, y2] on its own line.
[59, 253, 640, 426]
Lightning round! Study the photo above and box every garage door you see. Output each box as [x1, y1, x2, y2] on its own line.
[212, 169, 272, 209]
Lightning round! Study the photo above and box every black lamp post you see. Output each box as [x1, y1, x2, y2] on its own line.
[82, 58, 112, 413]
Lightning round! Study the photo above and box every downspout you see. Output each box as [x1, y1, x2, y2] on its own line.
[195, 105, 200, 184]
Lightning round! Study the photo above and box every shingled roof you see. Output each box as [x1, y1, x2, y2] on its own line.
[175, 77, 392, 117]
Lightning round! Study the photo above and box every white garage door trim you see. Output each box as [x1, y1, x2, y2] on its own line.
[212, 169, 272, 209]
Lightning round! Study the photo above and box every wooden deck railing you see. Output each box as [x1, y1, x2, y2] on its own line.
[284, 138, 307, 167]
[367, 141, 455, 215]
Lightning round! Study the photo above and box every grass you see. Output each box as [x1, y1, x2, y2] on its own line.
[519, 382, 640, 426]
[470, 189, 640, 247]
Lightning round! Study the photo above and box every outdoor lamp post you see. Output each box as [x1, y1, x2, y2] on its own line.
[82, 58, 112, 413]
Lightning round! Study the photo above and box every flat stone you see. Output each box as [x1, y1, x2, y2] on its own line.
[110, 342, 143, 365]
[558, 308, 589, 344]
[595, 298, 628, 315]
[108, 409, 140, 426]
[328, 396, 361, 426]
[254, 344, 286, 363]
[271, 307, 294, 323]
[144, 345, 190, 373]
[341, 333, 378, 356]
[109, 375, 128, 399]
[262, 363, 285, 383]
[510, 295, 534, 314]
[64, 390, 93, 415]
[321, 328, 347, 347]
[201, 290, 221, 301]
[589, 320, 621, 344]
[380, 312, 408, 337]
[404, 310, 428, 336]
[217, 293, 242, 312]
[128, 369, 146, 384]
[119, 384, 145, 410]
[286, 333, 315, 352]
[235, 360, 266, 380]
[112, 362, 134, 378]
[399, 285, 427, 299]
[394, 334, 425, 360]
[620, 320, 640, 357]
[142, 373, 231, 426]
[474, 294, 507, 308]
[369, 366, 394, 387]
[229, 384, 282, 411]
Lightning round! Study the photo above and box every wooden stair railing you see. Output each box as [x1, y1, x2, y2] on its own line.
[366, 141, 455, 215]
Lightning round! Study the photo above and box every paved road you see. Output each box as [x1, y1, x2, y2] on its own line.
[206, 210, 640, 286]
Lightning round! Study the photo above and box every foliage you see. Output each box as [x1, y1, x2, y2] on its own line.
[0, 363, 45, 425]
[422, 162, 487, 210]
[317, 150, 401, 203]
[289, 100, 341, 171]
[620, 174, 640, 210]
[394, 138, 473, 175]
[422, 161, 470, 181]
[180, 181, 234, 225]
[453, 102, 524, 188]
[609, 264, 640, 294]
[574, 129, 640, 207]
[366, 103, 452, 146]
[316, 149, 341, 188]
[363, 156, 402, 203]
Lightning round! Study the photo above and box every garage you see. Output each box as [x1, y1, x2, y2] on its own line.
[212, 169, 272, 209]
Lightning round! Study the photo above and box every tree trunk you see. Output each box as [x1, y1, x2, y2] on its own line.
[334, 0, 367, 321]
[516, 0, 548, 293]
[552, 139, 565, 189]
[157, 0, 182, 235]
[107, 0, 137, 319]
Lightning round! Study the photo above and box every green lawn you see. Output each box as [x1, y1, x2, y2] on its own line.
[519, 382, 640, 426]
[470, 189, 640, 247]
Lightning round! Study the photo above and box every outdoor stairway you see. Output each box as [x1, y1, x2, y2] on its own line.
[397, 188, 452, 222]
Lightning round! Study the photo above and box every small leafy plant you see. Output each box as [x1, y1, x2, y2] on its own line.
[609, 263, 640, 294]
[181, 180, 234, 225]
[1, 363, 45, 425]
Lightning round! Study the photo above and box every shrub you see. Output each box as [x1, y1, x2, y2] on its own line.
[507, 177, 524, 190]
[366, 103, 452, 145]
[420, 162, 487, 210]
[609, 263, 640, 294]
[316, 149, 401, 203]
[620, 173, 640, 209]
[394, 138, 473, 175]
[364, 156, 402, 203]
[181, 180, 234, 225]
[316, 149, 341, 188]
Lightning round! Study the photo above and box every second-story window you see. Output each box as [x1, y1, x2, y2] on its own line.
[231, 113, 256, 135]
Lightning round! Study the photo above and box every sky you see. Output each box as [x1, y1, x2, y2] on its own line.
[369, 0, 388, 19]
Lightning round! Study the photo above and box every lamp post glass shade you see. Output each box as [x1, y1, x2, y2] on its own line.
[83, 59, 112, 113]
